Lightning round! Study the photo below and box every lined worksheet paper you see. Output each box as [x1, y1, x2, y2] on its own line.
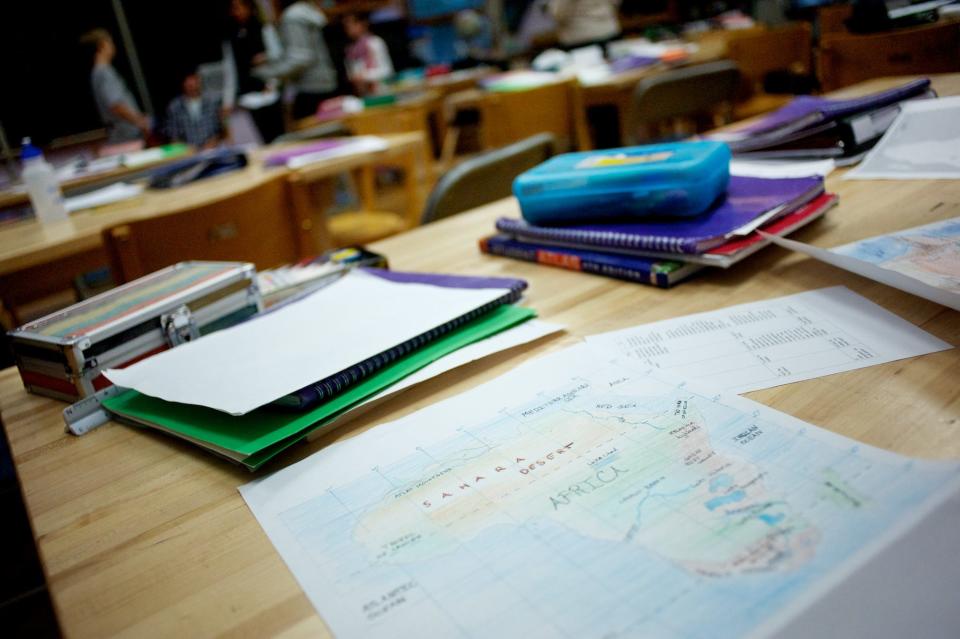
[586, 286, 951, 394]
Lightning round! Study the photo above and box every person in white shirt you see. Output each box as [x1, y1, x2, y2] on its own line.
[344, 12, 395, 96]
[548, 0, 622, 49]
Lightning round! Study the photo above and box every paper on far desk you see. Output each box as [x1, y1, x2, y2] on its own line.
[285, 136, 388, 169]
[586, 286, 951, 395]
[311, 319, 564, 436]
[763, 218, 960, 311]
[240, 343, 960, 639]
[104, 270, 514, 415]
[64, 182, 145, 212]
[844, 96, 960, 180]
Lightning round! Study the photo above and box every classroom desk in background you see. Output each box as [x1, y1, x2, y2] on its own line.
[0, 133, 428, 325]
[1, 75, 959, 637]
[292, 91, 444, 158]
[0, 146, 195, 212]
[573, 28, 742, 149]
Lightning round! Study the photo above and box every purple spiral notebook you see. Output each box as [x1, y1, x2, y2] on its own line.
[496, 175, 824, 255]
[276, 269, 528, 409]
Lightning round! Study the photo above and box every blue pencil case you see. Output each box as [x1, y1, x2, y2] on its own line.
[513, 141, 731, 225]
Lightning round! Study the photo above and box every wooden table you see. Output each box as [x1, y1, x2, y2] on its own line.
[2, 75, 959, 638]
[286, 131, 429, 250]
[293, 91, 443, 157]
[0, 146, 194, 212]
[573, 30, 739, 149]
[0, 133, 428, 325]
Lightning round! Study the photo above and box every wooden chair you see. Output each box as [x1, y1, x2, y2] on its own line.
[818, 20, 960, 92]
[421, 133, 555, 224]
[477, 80, 576, 151]
[103, 176, 310, 283]
[624, 61, 740, 145]
[726, 23, 813, 119]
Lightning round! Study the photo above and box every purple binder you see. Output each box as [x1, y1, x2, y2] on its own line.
[722, 79, 932, 146]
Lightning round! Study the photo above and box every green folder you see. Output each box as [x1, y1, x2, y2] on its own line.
[103, 305, 536, 470]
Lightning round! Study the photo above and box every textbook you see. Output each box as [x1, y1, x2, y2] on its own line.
[479, 235, 702, 287]
[496, 175, 824, 255]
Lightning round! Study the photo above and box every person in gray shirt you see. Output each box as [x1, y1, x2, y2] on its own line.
[80, 29, 151, 144]
[253, 0, 339, 120]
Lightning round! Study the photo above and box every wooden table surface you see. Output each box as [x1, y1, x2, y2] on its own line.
[2, 75, 959, 638]
[0, 147, 195, 211]
[0, 133, 426, 277]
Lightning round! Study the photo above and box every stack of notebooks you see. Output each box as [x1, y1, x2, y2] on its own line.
[481, 175, 837, 287]
[710, 78, 935, 163]
[98, 268, 536, 470]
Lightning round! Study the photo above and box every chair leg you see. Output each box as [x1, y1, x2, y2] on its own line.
[440, 126, 461, 169]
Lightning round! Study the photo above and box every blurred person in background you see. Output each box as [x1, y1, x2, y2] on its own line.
[254, 0, 338, 119]
[222, 0, 284, 142]
[548, 0, 621, 49]
[344, 12, 394, 96]
[164, 69, 225, 148]
[80, 28, 151, 145]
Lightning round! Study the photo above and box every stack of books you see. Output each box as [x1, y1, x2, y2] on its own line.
[481, 175, 837, 287]
[710, 78, 935, 163]
[96, 269, 537, 470]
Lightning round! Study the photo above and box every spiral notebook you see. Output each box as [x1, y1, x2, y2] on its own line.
[104, 269, 528, 416]
[277, 270, 528, 409]
[496, 175, 824, 255]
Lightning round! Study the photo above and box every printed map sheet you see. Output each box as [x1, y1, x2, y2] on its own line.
[765, 221, 960, 312]
[241, 345, 959, 639]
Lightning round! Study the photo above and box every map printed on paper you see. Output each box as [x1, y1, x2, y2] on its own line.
[240, 346, 959, 639]
[831, 217, 960, 295]
[586, 286, 950, 395]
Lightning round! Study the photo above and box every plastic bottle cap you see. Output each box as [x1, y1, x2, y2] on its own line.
[21, 137, 43, 162]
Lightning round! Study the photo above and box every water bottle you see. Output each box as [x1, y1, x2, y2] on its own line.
[21, 137, 69, 223]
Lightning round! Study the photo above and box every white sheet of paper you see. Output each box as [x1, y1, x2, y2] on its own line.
[311, 319, 564, 436]
[730, 158, 835, 179]
[285, 136, 388, 169]
[763, 232, 960, 312]
[240, 344, 960, 639]
[104, 271, 514, 415]
[586, 286, 951, 394]
[844, 96, 960, 180]
[64, 182, 145, 212]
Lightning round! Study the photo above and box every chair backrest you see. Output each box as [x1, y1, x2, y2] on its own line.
[625, 60, 741, 144]
[273, 121, 351, 143]
[818, 20, 960, 92]
[421, 133, 555, 224]
[103, 176, 308, 283]
[726, 23, 812, 96]
[478, 80, 576, 150]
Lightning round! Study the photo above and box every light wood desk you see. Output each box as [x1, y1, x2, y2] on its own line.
[0, 146, 194, 212]
[293, 91, 443, 157]
[0, 133, 428, 324]
[1, 75, 959, 637]
[574, 30, 740, 149]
